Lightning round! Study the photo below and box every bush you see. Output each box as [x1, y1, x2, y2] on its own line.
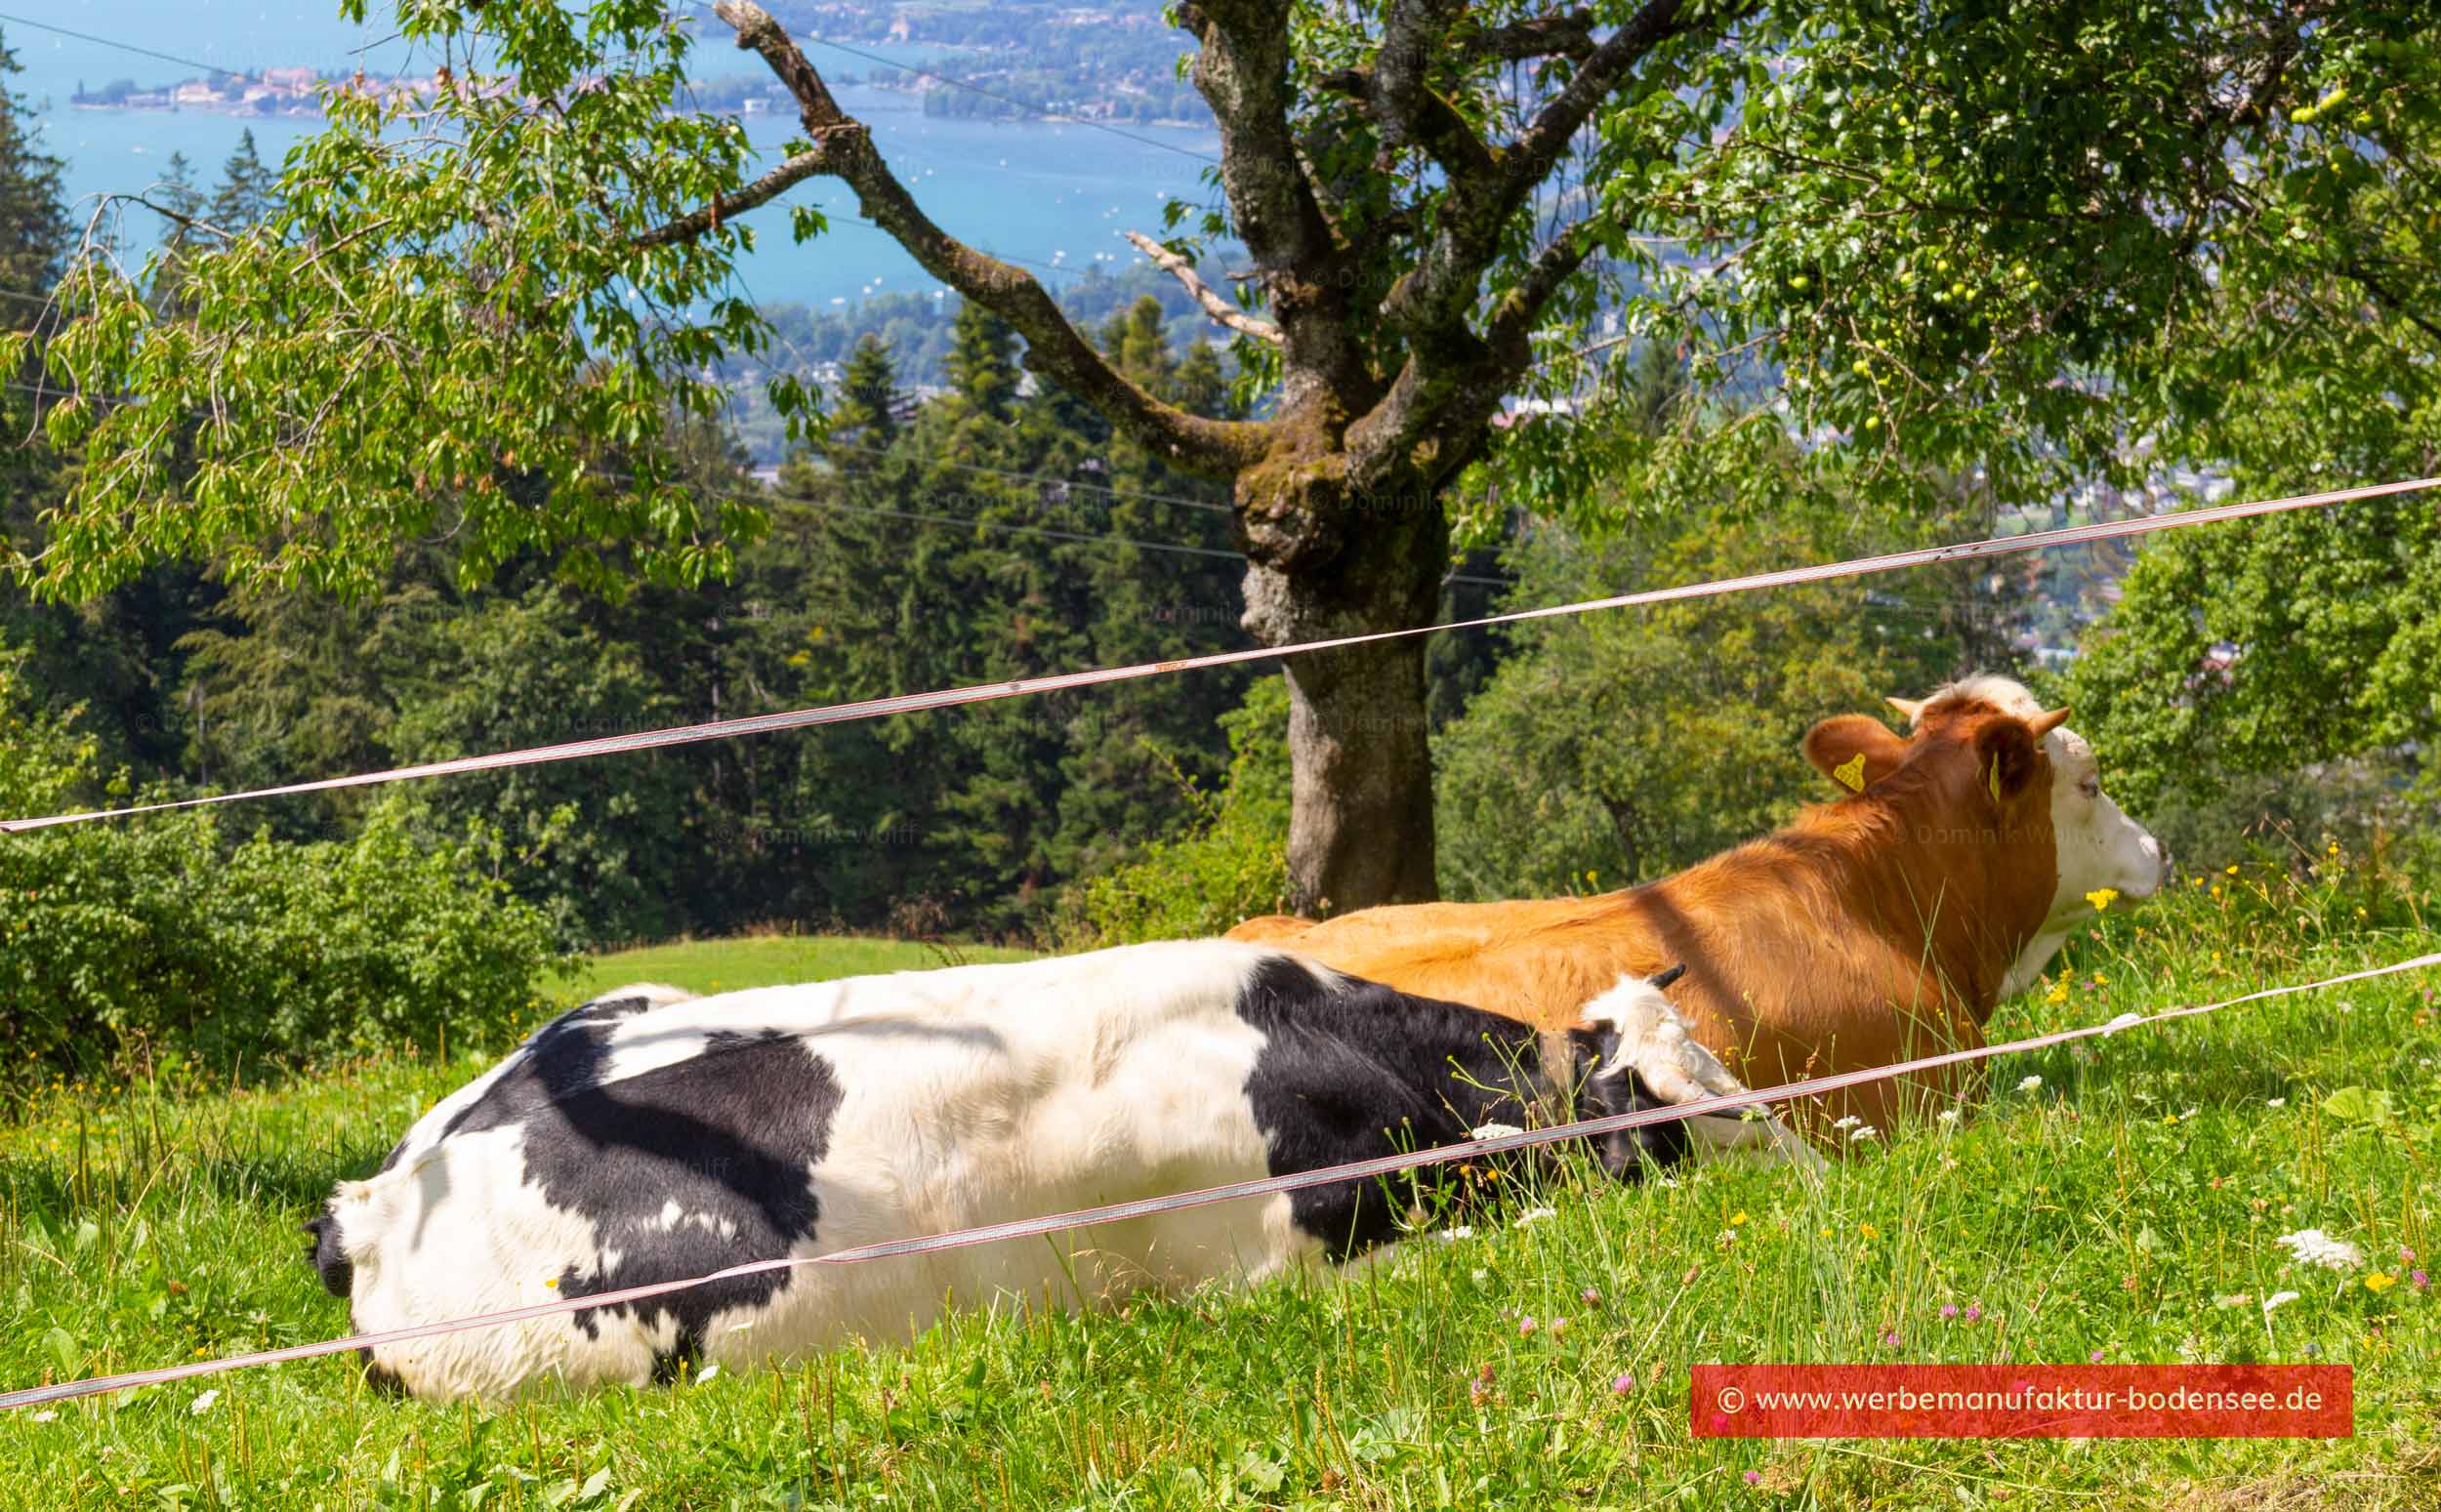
[0, 650, 566, 1084]
[1056, 676, 1291, 946]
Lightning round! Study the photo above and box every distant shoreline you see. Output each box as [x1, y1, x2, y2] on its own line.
[62, 85, 1215, 136]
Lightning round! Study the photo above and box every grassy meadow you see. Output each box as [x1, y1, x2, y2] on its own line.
[556, 934, 1039, 1003]
[3, 879, 2439, 1510]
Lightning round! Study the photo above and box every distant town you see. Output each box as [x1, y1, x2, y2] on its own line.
[70, 66, 340, 117]
[65, 0, 1214, 130]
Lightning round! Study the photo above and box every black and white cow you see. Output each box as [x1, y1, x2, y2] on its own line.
[308, 941, 1794, 1401]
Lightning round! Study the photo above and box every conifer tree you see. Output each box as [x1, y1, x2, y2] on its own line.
[942, 301, 1018, 424]
[208, 129, 280, 230]
[824, 334, 900, 471]
[0, 30, 65, 328]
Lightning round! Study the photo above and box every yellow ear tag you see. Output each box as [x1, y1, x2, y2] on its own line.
[1987, 756, 2004, 803]
[1832, 753, 1868, 792]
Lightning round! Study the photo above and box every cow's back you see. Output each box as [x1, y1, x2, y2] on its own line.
[1228, 879, 1978, 1136]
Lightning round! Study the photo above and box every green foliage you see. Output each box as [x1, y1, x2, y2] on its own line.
[384, 585, 710, 950]
[1509, 4, 2441, 547]
[2064, 493, 2441, 864]
[1431, 509, 1963, 901]
[13, 308, 1251, 951]
[0, 652, 562, 1081]
[15, 2, 793, 601]
[1059, 675, 1291, 945]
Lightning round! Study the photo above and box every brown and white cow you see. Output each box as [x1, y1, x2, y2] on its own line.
[1228, 676, 2167, 1137]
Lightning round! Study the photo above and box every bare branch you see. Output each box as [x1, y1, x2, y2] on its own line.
[702, 0, 1264, 472]
[1124, 230, 1282, 344]
[634, 150, 824, 249]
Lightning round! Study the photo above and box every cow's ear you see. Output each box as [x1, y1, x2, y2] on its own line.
[1802, 715, 1909, 795]
[1972, 717, 2046, 807]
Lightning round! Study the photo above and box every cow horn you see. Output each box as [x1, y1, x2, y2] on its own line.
[1649, 962, 1687, 991]
[2030, 705, 2072, 737]
[1884, 695, 1926, 723]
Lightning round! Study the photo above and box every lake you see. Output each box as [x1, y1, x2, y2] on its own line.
[12, 1, 1223, 311]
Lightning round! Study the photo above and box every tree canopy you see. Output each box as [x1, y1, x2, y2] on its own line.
[10, 1, 2441, 914]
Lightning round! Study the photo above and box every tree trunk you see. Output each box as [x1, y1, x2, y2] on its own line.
[1238, 432, 1449, 916]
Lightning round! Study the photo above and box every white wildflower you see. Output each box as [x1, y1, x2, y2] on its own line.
[2262, 1290, 2301, 1314]
[190, 1389, 221, 1416]
[1936, 1109, 1963, 1125]
[1515, 1207, 1558, 1228]
[1846, 1124, 1880, 1143]
[30, 1410, 57, 1423]
[1470, 1122, 1525, 1140]
[2275, 1230, 2363, 1272]
[1436, 1226, 1476, 1243]
[1832, 1115, 1862, 1130]
[2018, 1076, 2043, 1093]
[2266, 1097, 2287, 1108]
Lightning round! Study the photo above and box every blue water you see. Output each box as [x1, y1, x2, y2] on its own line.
[12, 2, 1223, 309]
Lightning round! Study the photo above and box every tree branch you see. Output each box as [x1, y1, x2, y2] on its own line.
[1484, 216, 1609, 363]
[1314, 65, 1498, 184]
[1372, 0, 1470, 162]
[634, 150, 823, 249]
[1124, 231, 1282, 343]
[2338, 255, 2441, 346]
[1181, 0, 1371, 398]
[1469, 11, 1597, 61]
[1504, 0, 1723, 215]
[1346, 0, 1735, 488]
[704, 0, 1264, 472]
[1382, 0, 1724, 340]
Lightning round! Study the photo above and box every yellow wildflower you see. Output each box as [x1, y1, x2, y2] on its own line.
[1859, 1223, 1881, 1241]
[2366, 1273, 2397, 1294]
[2086, 888, 2120, 912]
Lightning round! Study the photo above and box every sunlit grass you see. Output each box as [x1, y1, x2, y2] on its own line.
[2, 897, 2438, 1509]
[559, 933, 1037, 1003]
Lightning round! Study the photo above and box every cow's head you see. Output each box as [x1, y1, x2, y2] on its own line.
[1803, 674, 2166, 995]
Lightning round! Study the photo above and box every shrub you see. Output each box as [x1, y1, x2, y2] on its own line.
[0, 650, 565, 1084]
[1056, 676, 1291, 946]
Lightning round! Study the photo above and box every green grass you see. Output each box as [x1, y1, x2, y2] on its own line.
[559, 934, 1036, 1003]
[4, 892, 2440, 1510]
